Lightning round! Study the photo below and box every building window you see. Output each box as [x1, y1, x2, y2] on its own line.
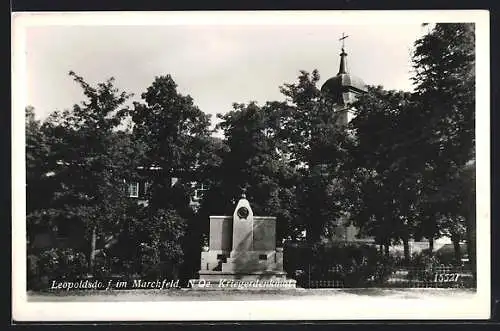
[192, 182, 208, 202]
[128, 182, 139, 198]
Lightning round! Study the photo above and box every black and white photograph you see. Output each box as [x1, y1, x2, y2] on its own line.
[12, 10, 490, 321]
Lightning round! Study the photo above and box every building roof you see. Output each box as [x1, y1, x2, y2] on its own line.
[321, 47, 367, 105]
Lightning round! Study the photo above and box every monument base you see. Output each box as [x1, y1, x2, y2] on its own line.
[196, 194, 297, 291]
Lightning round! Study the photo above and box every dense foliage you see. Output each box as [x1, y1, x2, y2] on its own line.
[284, 242, 395, 287]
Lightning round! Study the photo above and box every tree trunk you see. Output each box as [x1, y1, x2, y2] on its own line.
[428, 238, 434, 252]
[306, 226, 312, 247]
[403, 237, 410, 263]
[463, 162, 476, 281]
[452, 236, 461, 265]
[466, 202, 476, 281]
[151, 173, 173, 210]
[384, 242, 389, 257]
[89, 226, 97, 273]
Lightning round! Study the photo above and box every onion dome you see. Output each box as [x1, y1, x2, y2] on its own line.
[321, 47, 367, 105]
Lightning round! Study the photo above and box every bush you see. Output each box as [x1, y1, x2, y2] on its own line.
[138, 248, 162, 279]
[28, 248, 88, 290]
[411, 250, 441, 268]
[27, 254, 41, 290]
[127, 208, 186, 280]
[284, 242, 395, 287]
[407, 250, 442, 281]
[407, 250, 475, 287]
[93, 254, 112, 278]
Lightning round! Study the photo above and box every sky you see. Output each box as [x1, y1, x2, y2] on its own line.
[23, 17, 431, 127]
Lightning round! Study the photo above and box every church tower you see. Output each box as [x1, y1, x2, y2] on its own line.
[320, 34, 368, 242]
[320, 33, 367, 126]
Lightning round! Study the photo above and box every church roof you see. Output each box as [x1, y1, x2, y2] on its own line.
[321, 72, 367, 94]
[321, 47, 367, 103]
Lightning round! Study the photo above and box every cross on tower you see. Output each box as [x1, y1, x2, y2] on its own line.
[339, 32, 349, 50]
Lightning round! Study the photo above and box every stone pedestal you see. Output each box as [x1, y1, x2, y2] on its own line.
[196, 195, 295, 288]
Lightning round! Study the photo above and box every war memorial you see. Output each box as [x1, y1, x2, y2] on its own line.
[190, 191, 297, 289]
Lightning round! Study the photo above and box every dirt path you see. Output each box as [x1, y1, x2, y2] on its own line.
[28, 288, 477, 302]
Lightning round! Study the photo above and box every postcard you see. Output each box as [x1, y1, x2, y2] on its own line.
[12, 10, 490, 321]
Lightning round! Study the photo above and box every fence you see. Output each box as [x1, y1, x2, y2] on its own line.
[294, 265, 475, 289]
[283, 241, 475, 289]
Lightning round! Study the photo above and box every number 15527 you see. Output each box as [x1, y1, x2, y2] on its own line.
[434, 273, 460, 282]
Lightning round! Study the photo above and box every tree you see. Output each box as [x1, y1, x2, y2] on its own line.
[214, 101, 299, 242]
[277, 70, 352, 244]
[130, 75, 216, 281]
[26, 106, 51, 215]
[26, 71, 139, 273]
[347, 24, 476, 265]
[26, 106, 44, 179]
[131, 75, 212, 212]
[411, 23, 476, 272]
[26, 106, 56, 250]
[193, 136, 229, 233]
[348, 86, 422, 260]
[124, 206, 187, 279]
[278, 70, 323, 167]
[416, 161, 475, 263]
